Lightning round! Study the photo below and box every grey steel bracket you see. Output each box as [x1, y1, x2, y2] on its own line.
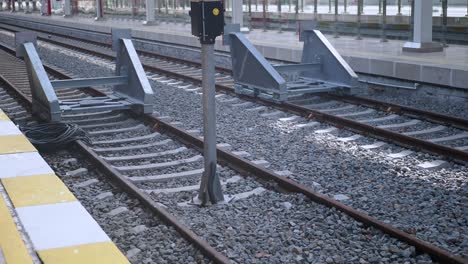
[225, 22, 358, 102]
[15, 31, 154, 122]
[15, 31, 37, 57]
[111, 28, 131, 52]
[300, 20, 358, 90]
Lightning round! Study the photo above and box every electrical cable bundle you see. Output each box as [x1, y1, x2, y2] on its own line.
[20, 122, 91, 151]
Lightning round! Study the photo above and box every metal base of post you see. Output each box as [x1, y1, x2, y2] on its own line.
[402, 42, 443, 53]
[142, 20, 157, 25]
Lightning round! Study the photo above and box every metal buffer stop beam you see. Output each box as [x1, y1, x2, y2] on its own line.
[224, 21, 358, 102]
[15, 30, 154, 122]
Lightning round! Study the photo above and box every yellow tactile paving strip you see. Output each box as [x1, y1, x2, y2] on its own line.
[0, 134, 37, 154]
[2, 174, 77, 207]
[37, 242, 129, 264]
[0, 110, 9, 121]
[0, 108, 129, 263]
[0, 194, 33, 264]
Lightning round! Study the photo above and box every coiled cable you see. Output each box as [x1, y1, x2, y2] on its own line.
[20, 122, 91, 151]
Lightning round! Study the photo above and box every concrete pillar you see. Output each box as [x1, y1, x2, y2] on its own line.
[63, 0, 71, 16]
[403, 0, 443, 52]
[232, 0, 243, 27]
[143, 0, 155, 24]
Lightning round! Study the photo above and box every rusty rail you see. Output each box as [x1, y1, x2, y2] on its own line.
[0, 36, 466, 264]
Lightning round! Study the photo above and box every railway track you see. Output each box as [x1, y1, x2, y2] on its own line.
[0, 20, 466, 164]
[0, 30, 466, 263]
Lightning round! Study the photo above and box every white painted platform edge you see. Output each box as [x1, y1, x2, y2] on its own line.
[16, 201, 111, 251]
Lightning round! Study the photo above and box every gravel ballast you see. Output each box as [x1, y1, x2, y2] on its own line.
[0, 31, 465, 260]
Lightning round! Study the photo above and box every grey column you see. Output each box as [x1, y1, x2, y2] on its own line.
[64, 0, 71, 16]
[143, 0, 156, 24]
[198, 44, 224, 205]
[232, 0, 243, 28]
[403, 0, 443, 52]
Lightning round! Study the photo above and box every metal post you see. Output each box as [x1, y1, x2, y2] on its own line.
[356, 0, 362, 39]
[24, 0, 29, 13]
[397, 0, 401, 15]
[278, 0, 282, 32]
[255, 0, 257, 11]
[441, 0, 448, 47]
[333, 0, 338, 37]
[378, 0, 382, 14]
[132, 0, 137, 16]
[409, 0, 413, 41]
[343, 0, 347, 14]
[328, 0, 331, 13]
[198, 43, 224, 205]
[313, 0, 317, 16]
[300, 0, 303, 12]
[95, 0, 102, 19]
[248, 0, 251, 15]
[64, 0, 71, 16]
[295, 0, 298, 14]
[360, 0, 364, 14]
[380, 0, 387, 42]
[262, 0, 266, 31]
[144, 0, 155, 24]
[265, 0, 267, 11]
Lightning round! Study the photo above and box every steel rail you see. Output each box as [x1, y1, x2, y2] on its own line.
[0, 40, 466, 264]
[0, 46, 231, 264]
[322, 93, 468, 131]
[5, 22, 467, 163]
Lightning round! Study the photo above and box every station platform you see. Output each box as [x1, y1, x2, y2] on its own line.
[0, 109, 129, 264]
[0, 12, 467, 90]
